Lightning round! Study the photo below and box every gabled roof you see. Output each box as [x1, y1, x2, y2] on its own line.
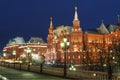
[96, 22, 109, 34]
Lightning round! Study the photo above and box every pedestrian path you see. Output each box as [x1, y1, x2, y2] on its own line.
[0, 66, 70, 80]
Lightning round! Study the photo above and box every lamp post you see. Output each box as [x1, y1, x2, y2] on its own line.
[26, 47, 32, 71]
[12, 50, 16, 68]
[3, 53, 6, 66]
[40, 55, 43, 73]
[60, 36, 70, 77]
[107, 49, 113, 80]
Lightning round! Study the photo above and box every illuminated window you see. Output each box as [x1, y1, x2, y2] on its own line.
[78, 56, 80, 59]
[89, 49, 92, 52]
[68, 56, 70, 59]
[75, 29, 77, 31]
[93, 48, 95, 52]
[88, 40, 92, 43]
[73, 56, 74, 59]
[80, 49, 82, 52]
[63, 56, 64, 59]
[84, 56, 86, 59]
[74, 45, 78, 52]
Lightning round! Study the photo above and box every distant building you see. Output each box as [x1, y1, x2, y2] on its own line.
[3, 37, 47, 62]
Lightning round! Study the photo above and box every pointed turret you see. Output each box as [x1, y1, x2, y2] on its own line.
[73, 6, 80, 28]
[117, 14, 120, 26]
[74, 6, 79, 20]
[50, 17, 53, 28]
[101, 20, 104, 24]
[71, 6, 83, 52]
[49, 17, 54, 34]
[100, 20, 105, 27]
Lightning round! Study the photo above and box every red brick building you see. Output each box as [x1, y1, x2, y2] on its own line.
[47, 7, 120, 65]
[3, 37, 47, 63]
[2, 7, 120, 65]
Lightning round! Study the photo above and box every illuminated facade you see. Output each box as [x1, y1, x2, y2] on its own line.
[2, 7, 120, 65]
[47, 7, 120, 65]
[3, 37, 47, 62]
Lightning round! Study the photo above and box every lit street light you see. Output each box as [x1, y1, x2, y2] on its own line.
[93, 73, 97, 77]
[60, 36, 70, 77]
[69, 65, 76, 71]
[3, 53, 6, 66]
[12, 50, 16, 68]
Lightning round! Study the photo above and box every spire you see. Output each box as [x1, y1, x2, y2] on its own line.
[74, 6, 79, 20]
[100, 19, 105, 26]
[50, 17, 53, 28]
[49, 17, 54, 34]
[101, 20, 104, 24]
[117, 14, 120, 26]
[118, 14, 120, 22]
[72, 6, 80, 28]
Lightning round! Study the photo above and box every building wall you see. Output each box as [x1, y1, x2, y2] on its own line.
[3, 43, 47, 62]
[46, 7, 120, 65]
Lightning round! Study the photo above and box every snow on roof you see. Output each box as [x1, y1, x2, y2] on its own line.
[7, 37, 25, 45]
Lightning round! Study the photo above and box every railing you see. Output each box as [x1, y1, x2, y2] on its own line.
[0, 61, 120, 80]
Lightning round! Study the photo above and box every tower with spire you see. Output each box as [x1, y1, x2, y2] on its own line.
[71, 6, 83, 52]
[73, 6, 80, 29]
[49, 17, 54, 34]
[47, 17, 54, 44]
[117, 15, 120, 29]
[47, 17, 55, 62]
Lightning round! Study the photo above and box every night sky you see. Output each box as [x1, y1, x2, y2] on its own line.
[0, 0, 120, 50]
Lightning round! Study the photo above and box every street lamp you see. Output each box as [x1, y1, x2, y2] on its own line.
[60, 36, 70, 77]
[12, 50, 16, 68]
[40, 55, 43, 73]
[107, 49, 113, 80]
[26, 47, 32, 71]
[93, 73, 97, 77]
[69, 65, 76, 71]
[3, 53, 6, 66]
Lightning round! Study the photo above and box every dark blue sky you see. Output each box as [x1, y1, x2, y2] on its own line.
[0, 0, 120, 49]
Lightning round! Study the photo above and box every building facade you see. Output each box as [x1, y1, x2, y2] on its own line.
[47, 7, 120, 65]
[2, 7, 120, 66]
[3, 37, 47, 63]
